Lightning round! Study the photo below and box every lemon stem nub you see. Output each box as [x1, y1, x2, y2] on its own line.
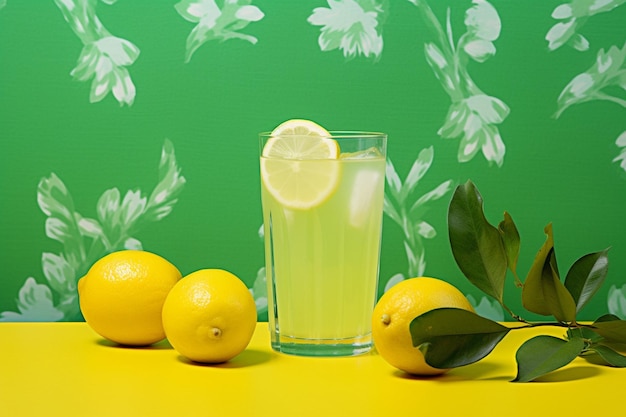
[381, 314, 391, 326]
[211, 327, 222, 338]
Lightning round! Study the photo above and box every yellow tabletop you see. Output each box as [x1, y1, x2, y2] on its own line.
[0, 322, 622, 417]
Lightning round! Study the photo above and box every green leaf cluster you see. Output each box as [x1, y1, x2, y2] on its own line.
[409, 180, 626, 382]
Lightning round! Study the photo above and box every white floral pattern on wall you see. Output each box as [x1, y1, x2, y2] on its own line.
[175, 0, 265, 63]
[56, 0, 140, 106]
[547, 1, 626, 171]
[308, 0, 510, 166]
[308, 0, 386, 60]
[466, 294, 504, 322]
[55, 0, 265, 105]
[608, 284, 626, 317]
[1, 1, 625, 322]
[614, 131, 626, 170]
[556, 43, 626, 170]
[0, 140, 186, 321]
[546, 0, 626, 52]
[383, 147, 453, 285]
[555, 43, 626, 118]
[412, 0, 509, 167]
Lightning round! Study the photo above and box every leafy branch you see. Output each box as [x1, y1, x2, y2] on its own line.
[409, 180, 626, 382]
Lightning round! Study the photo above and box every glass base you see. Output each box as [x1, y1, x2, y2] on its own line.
[270, 331, 372, 357]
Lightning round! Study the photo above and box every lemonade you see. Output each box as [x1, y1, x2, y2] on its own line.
[260, 122, 386, 356]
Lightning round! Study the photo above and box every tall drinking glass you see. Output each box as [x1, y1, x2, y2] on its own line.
[259, 130, 387, 356]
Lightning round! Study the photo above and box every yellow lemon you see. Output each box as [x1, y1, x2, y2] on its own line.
[372, 277, 474, 376]
[162, 269, 257, 363]
[78, 250, 182, 346]
[260, 119, 341, 209]
[267, 118, 333, 140]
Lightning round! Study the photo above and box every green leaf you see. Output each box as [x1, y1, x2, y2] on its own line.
[545, 249, 577, 323]
[522, 224, 554, 316]
[513, 335, 585, 382]
[595, 313, 621, 322]
[582, 315, 626, 353]
[498, 211, 521, 286]
[522, 224, 577, 322]
[567, 326, 603, 344]
[589, 319, 626, 344]
[410, 308, 510, 369]
[448, 180, 507, 303]
[564, 248, 610, 312]
[589, 345, 626, 367]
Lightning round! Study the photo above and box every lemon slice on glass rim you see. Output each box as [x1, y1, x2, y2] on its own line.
[261, 119, 341, 210]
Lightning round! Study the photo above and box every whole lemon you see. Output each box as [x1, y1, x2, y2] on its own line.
[372, 277, 474, 375]
[78, 250, 182, 346]
[162, 269, 257, 363]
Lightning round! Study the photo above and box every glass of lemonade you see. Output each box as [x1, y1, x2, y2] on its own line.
[259, 120, 387, 356]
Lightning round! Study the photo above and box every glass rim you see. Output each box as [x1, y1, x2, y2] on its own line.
[259, 130, 387, 139]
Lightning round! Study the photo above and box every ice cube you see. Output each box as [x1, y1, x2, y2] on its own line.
[349, 169, 383, 228]
[340, 147, 384, 160]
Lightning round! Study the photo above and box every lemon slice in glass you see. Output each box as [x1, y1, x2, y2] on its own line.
[261, 119, 340, 210]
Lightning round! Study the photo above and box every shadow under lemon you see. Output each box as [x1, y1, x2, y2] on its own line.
[176, 348, 273, 368]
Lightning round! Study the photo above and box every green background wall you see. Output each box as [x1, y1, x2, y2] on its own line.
[1, 0, 625, 322]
